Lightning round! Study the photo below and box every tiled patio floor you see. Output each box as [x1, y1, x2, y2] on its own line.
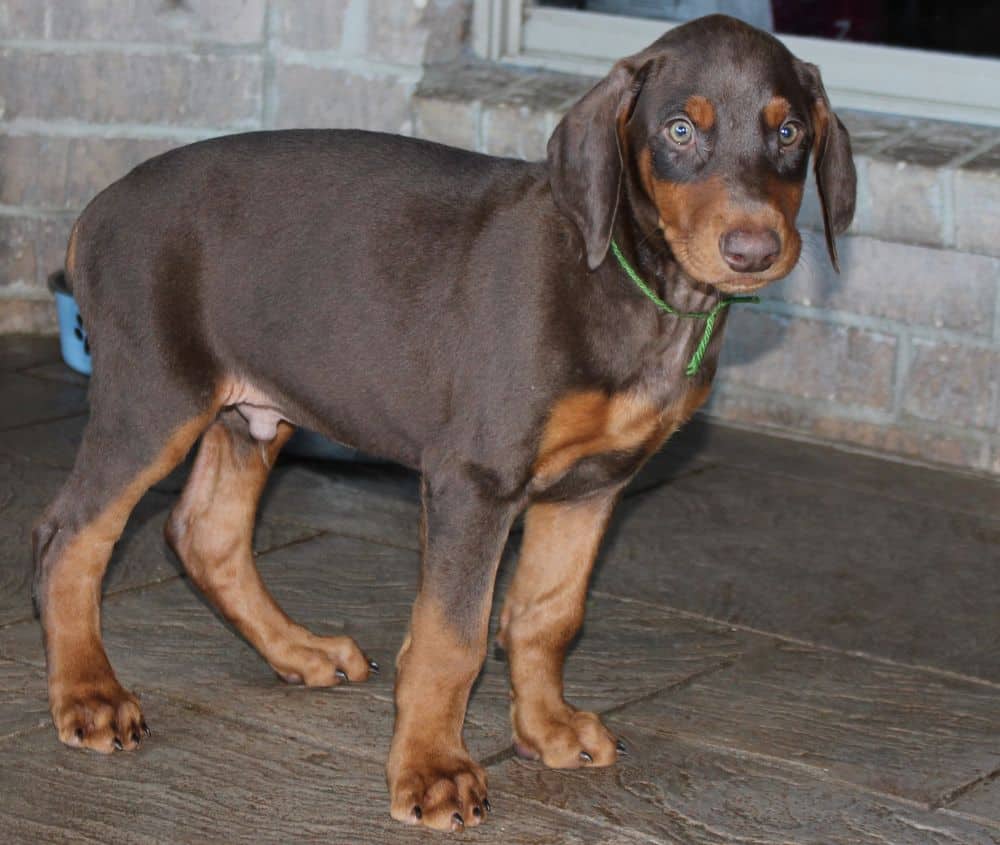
[1, 334, 997, 844]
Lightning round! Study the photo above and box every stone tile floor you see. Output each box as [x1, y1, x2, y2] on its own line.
[0, 334, 997, 844]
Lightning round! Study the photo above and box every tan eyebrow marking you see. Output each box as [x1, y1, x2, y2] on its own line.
[684, 95, 716, 131]
[763, 95, 791, 130]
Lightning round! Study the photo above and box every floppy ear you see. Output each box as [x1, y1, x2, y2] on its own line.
[547, 58, 653, 270]
[798, 61, 856, 272]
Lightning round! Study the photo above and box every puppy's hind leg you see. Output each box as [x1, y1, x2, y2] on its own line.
[35, 399, 212, 753]
[165, 411, 376, 686]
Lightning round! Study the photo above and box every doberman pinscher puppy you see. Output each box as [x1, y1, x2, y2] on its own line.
[33, 15, 854, 831]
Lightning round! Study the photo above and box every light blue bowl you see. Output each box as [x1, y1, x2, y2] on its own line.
[49, 272, 92, 375]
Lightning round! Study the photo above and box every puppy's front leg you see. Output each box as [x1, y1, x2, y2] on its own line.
[498, 495, 625, 768]
[388, 469, 516, 831]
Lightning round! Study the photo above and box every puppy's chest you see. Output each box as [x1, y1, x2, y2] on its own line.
[530, 379, 711, 500]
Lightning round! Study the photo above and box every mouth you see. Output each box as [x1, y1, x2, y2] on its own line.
[712, 276, 775, 295]
[663, 233, 798, 295]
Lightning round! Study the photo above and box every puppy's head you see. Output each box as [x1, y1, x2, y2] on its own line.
[547, 14, 856, 291]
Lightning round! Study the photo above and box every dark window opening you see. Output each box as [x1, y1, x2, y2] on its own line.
[537, 0, 1000, 59]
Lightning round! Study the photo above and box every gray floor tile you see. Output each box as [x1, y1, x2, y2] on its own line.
[494, 723, 1000, 845]
[0, 658, 49, 740]
[0, 695, 641, 845]
[594, 464, 1000, 680]
[259, 461, 421, 550]
[613, 641, 1000, 805]
[675, 416, 1000, 520]
[0, 334, 62, 373]
[0, 412, 87, 469]
[946, 778, 1000, 828]
[0, 371, 87, 430]
[20, 361, 90, 386]
[0, 533, 507, 762]
[3, 342, 999, 843]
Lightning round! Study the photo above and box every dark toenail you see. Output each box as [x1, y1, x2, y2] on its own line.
[113, 737, 123, 751]
[368, 659, 380, 673]
[492, 644, 506, 662]
[74, 727, 84, 740]
[580, 750, 593, 763]
[452, 813, 464, 827]
[335, 669, 349, 682]
[132, 730, 141, 744]
[616, 739, 628, 754]
[412, 805, 422, 820]
[483, 798, 492, 813]
[142, 722, 151, 737]
[472, 805, 482, 818]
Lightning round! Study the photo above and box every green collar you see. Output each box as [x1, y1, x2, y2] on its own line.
[610, 238, 759, 377]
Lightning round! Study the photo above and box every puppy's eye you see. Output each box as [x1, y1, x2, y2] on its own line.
[778, 121, 801, 146]
[666, 119, 694, 146]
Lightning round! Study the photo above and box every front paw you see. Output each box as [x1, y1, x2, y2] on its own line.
[388, 745, 490, 831]
[513, 702, 624, 768]
[51, 676, 149, 754]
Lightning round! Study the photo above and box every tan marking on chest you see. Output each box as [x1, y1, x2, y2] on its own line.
[534, 385, 712, 484]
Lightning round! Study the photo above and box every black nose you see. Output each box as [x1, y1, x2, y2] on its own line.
[719, 228, 781, 273]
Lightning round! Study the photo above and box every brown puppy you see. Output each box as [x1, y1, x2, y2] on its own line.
[33, 15, 854, 832]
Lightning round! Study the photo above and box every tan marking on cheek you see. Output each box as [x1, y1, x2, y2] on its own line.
[684, 95, 715, 131]
[638, 149, 727, 241]
[766, 175, 805, 222]
[763, 95, 791, 130]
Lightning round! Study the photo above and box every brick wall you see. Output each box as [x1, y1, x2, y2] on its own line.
[0, 0, 469, 331]
[1, 3, 998, 476]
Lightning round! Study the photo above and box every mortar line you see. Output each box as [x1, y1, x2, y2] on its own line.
[0, 119, 246, 142]
[890, 328, 912, 419]
[949, 136, 1000, 169]
[752, 297, 999, 349]
[260, 0, 278, 129]
[712, 382, 997, 452]
[0, 38, 265, 55]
